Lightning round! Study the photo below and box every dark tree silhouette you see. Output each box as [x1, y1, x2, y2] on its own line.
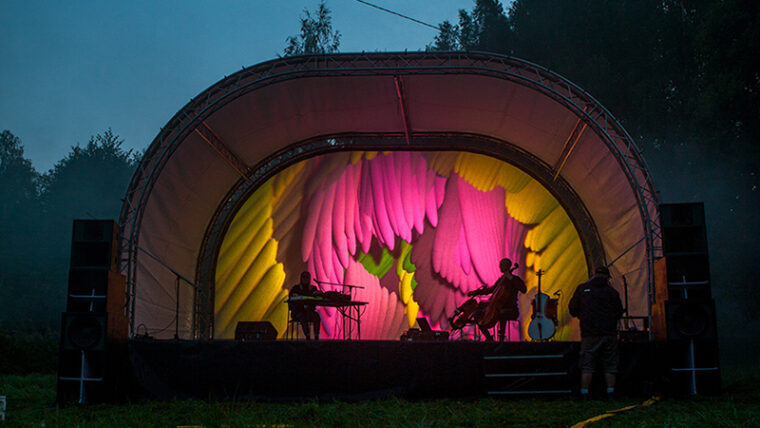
[39, 129, 137, 271]
[283, 1, 341, 56]
[0, 130, 39, 237]
[0, 129, 137, 330]
[0, 131, 44, 328]
[428, 0, 511, 53]
[427, 20, 460, 51]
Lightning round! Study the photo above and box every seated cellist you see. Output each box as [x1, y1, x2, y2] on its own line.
[468, 258, 527, 341]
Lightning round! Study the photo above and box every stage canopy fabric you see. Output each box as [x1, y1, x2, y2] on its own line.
[120, 52, 659, 340]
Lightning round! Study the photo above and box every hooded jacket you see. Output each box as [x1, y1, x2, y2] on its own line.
[569, 275, 624, 337]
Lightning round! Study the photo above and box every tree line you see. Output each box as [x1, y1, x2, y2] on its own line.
[0, 130, 137, 331]
[429, 0, 758, 150]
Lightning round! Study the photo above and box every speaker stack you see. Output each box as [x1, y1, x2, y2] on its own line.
[660, 203, 720, 395]
[57, 220, 128, 404]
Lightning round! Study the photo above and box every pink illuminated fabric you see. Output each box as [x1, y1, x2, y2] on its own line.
[278, 153, 536, 339]
[213, 150, 587, 340]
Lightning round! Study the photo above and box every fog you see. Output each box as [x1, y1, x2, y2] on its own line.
[644, 136, 760, 365]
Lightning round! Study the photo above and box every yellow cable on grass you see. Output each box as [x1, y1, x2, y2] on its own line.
[571, 396, 661, 427]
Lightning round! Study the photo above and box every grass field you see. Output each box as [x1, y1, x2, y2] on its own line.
[1, 365, 759, 427]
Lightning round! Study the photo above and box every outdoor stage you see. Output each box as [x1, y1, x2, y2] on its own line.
[103, 52, 692, 403]
[54, 53, 720, 406]
[126, 338, 667, 401]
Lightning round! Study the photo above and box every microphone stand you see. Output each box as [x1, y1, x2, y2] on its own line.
[622, 275, 630, 330]
[123, 236, 200, 340]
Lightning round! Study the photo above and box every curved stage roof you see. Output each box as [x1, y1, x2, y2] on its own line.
[120, 52, 660, 340]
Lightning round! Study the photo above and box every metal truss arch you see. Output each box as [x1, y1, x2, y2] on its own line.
[119, 51, 661, 338]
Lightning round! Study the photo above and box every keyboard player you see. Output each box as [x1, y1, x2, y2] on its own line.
[289, 271, 322, 340]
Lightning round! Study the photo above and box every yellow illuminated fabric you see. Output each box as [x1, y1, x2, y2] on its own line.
[214, 181, 288, 338]
[397, 241, 420, 327]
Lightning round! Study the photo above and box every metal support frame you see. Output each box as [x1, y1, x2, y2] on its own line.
[119, 51, 660, 339]
[393, 76, 412, 145]
[194, 121, 250, 179]
[552, 109, 589, 180]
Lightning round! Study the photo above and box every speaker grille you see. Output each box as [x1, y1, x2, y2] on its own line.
[666, 299, 716, 341]
[671, 302, 709, 337]
[62, 313, 106, 350]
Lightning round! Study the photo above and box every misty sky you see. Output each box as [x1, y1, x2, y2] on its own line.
[0, 0, 473, 172]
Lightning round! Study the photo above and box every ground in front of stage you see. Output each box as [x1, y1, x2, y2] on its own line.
[2, 364, 758, 427]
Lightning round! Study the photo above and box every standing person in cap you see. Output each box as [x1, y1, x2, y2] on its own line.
[569, 266, 624, 399]
[465, 258, 526, 341]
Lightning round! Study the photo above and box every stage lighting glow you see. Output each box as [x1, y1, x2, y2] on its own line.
[214, 151, 587, 340]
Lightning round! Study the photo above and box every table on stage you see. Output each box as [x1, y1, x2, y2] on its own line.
[286, 295, 367, 340]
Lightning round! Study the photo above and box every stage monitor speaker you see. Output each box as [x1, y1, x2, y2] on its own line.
[70, 219, 119, 271]
[235, 321, 278, 341]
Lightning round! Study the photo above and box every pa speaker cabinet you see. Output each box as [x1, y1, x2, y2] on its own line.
[58, 313, 107, 404]
[666, 299, 717, 341]
[70, 220, 119, 271]
[66, 269, 126, 312]
[663, 254, 711, 295]
[58, 313, 128, 404]
[660, 203, 705, 229]
[66, 269, 128, 342]
[666, 339, 721, 395]
[235, 321, 278, 341]
[57, 349, 109, 405]
[61, 313, 106, 351]
[660, 203, 712, 299]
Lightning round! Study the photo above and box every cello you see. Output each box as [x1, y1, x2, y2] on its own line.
[449, 263, 521, 332]
[528, 269, 556, 341]
[449, 298, 480, 330]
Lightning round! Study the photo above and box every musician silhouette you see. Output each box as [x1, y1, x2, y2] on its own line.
[467, 258, 527, 341]
[289, 271, 322, 340]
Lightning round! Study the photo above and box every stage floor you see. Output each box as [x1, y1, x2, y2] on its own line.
[124, 339, 667, 401]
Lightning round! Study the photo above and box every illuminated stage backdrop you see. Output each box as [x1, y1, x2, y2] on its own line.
[214, 151, 587, 341]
